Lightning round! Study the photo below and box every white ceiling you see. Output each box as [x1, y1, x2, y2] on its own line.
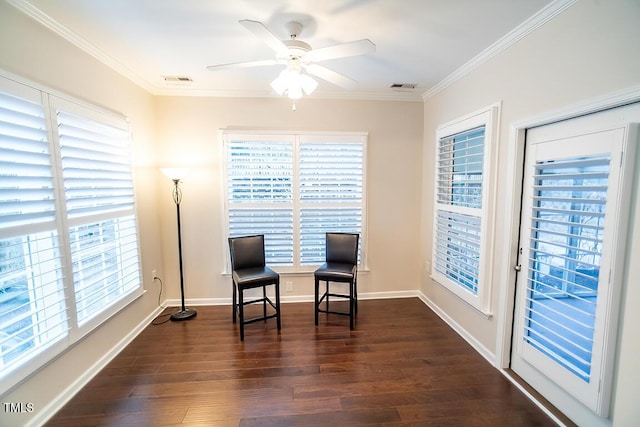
[10, 0, 557, 101]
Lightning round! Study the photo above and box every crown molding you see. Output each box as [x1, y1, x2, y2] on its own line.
[6, 0, 156, 93]
[421, 0, 579, 101]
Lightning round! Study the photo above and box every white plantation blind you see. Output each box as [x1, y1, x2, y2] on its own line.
[432, 106, 497, 312]
[58, 111, 136, 219]
[226, 140, 292, 203]
[0, 232, 68, 367]
[524, 154, 609, 382]
[0, 74, 143, 394]
[228, 208, 294, 265]
[436, 127, 485, 209]
[56, 107, 142, 325]
[299, 141, 363, 265]
[434, 126, 486, 295]
[224, 132, 366, 271]
[0, 85, 69, 388]
[226, 139, 294, 265]
[434, 211, 481, 293]
[0, 92, 56, 229]
[299, 142, 363, 201]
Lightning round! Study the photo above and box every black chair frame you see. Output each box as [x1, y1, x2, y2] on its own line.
[314, 232, 359, 330]
[228, 235, 281, 341]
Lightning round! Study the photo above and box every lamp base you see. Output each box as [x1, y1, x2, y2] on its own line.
[170, 308, 197, 321]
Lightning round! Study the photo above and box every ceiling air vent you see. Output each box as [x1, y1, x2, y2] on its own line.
[162, 75, 193, 85]
[389, 83, 417, 92]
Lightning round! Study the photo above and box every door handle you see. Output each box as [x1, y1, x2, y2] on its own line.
[514, 265, 522, 272]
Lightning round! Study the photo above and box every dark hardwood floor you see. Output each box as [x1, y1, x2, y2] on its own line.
[46, 298, 557, 426]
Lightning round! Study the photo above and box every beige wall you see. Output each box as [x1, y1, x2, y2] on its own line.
[0, 2, 162, 426]
[420, 0, 640, 425]
[154, 96, 424, 301]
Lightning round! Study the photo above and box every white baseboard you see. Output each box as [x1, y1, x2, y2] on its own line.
[30, 305, 165, 427]
[417, 290, 496, 366]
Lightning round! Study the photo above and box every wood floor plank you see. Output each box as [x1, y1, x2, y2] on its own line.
[45, 298, 558, 426]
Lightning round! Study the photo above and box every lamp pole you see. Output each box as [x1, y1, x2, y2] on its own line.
[169, 176, 197, 321]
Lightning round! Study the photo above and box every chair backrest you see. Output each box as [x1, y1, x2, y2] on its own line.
[325, 232, 359, 265]
[228, 235, 266, 271]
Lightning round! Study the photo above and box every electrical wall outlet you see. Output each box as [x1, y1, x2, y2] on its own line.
[286, 281, 293, 292]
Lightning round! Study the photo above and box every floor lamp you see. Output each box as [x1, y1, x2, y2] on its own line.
[161, 168, 197, 321]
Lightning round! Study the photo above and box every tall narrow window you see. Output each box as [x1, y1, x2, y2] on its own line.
[431, 106, 498, 313]
[223, 132, 366, 272]
[299, 138, 364, 265]
[0, 75, 143, 394]
[226, 136, 294, 266]
[55, 104, 142, 326]
[0, 88, 68, 376]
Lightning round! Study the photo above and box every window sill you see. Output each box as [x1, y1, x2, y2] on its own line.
[429, 274, 493, 319]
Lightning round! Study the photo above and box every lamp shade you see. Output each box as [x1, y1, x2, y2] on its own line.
[161, 168, 189, 181]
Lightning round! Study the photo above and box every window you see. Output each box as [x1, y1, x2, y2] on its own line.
[431, 105, 499, 313]
[525, 154, 608, 382]
[223, 131, 366, 272]
[55, 104, 142, 326]
[0, 74, 143, 394]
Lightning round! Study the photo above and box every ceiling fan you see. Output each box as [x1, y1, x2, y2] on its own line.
[206, 19, 375, 99]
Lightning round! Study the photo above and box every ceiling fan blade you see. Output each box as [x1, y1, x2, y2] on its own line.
[305, 39, 375, 62]
[207, 59, 279, 71]
[305, 64, 358, 90]
[239, 19, 288, 54]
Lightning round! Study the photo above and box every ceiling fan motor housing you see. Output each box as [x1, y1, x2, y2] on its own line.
[280, 39, 311, 61]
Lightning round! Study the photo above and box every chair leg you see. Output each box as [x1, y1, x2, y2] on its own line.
[275, 280, 281, 331]
[325, 281, 330, 312]
[238, 288, 245, 341]
[349, 280, 354, 330]
[262, 285, 267, 322]
[232, 282, 237, 323]
[354, 279, 358, 314]
[314, 277, 319, 326]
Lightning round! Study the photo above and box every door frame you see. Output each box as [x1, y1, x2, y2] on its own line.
[495, 84, 640, 371]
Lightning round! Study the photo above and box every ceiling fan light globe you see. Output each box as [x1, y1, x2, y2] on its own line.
[300, 74, 318, 95]
[288, 84, 303, 99]
[270, 69, 289, 95]
[270, 79, 287, 95]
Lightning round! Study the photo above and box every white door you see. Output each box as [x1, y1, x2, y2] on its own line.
[511, 108, 638, 423]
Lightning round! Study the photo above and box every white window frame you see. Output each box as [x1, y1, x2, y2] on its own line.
[221, 130, 368, 274]
[0, 71, 143, 395]
[431, 104, 500, 314]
